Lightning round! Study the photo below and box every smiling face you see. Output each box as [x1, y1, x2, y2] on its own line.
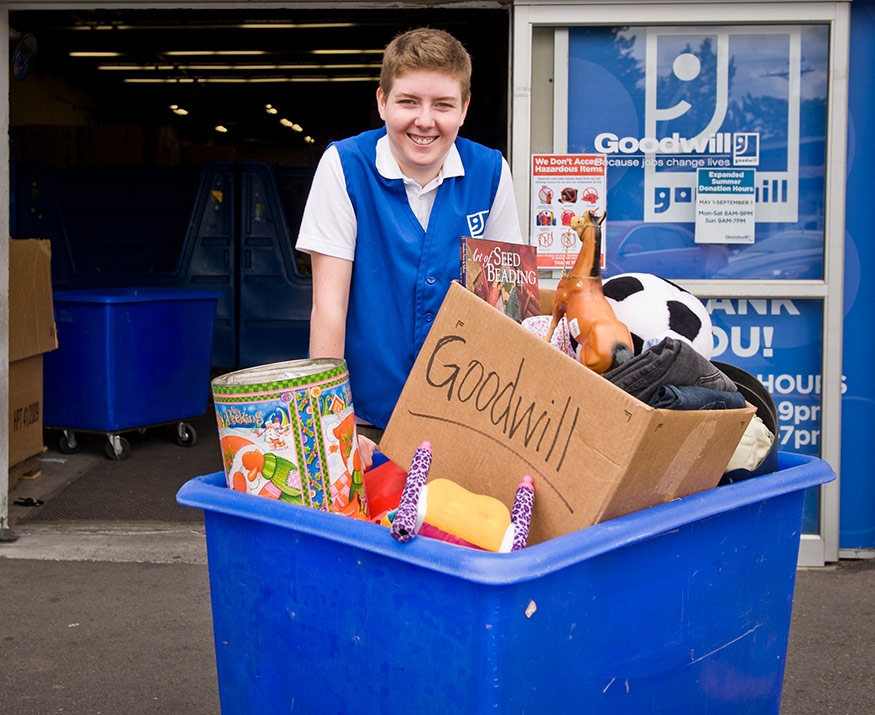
[376, 69, 470, 187]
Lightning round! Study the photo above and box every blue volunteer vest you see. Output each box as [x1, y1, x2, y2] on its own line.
[333, 128, 502, 428]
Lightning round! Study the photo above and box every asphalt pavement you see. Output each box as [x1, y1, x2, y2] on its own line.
[2, 411, 874, 714]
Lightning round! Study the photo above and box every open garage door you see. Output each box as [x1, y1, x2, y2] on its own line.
[7, 5, 512, 370]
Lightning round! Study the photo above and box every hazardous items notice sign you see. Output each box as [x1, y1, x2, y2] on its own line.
[533, 155, 607, 174]
[531, 154, 607, 270]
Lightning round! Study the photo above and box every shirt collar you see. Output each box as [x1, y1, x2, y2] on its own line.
[375, 134, 465, 183]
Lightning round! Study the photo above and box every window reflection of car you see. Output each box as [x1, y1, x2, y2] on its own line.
[712, 230, 824, 279]
[604, 221, 730, 279]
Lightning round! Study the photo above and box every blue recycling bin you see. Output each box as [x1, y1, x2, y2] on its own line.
[176, 452, 834, 714]
[44, 287, 220, 457]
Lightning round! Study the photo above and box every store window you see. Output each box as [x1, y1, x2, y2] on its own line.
[564, 23, 830, 533]
[512, 2, 849, 565]
[567, 24, 828, 281]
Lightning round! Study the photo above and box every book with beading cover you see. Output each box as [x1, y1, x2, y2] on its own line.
[459, 237, 541, 323]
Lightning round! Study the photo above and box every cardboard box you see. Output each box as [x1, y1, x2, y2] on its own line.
[380, 282, 755, 545]
[9, 355, 45, 466]
[9, 239, 56, 466]
[9, 239, 57, 361]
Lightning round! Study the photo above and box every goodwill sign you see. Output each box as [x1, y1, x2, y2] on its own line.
[568, 25, 828, 227]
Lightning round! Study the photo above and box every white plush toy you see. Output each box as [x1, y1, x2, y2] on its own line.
[602, 273, 713, 359]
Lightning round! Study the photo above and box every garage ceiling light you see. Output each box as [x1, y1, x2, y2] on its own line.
[310, 49, 383, 55]
[123, 76, 378, 84]
[164, 50, 267, 56]
[126, 78, 196, 84]
[99, 65, 176, 71]
[69, 51, 120, 57]
[71, 22, 357, 31]
[99, 63, 380, 71]
[238, 23, 356, 29]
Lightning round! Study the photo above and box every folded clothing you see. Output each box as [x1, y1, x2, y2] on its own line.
[604, 336, 737, 403]
[648, 384, 748, 410]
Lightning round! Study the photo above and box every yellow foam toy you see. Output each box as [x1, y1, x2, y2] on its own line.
[422, 478, 511, 552]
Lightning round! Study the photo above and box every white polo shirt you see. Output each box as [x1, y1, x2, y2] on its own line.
[296, 135, 523, 261]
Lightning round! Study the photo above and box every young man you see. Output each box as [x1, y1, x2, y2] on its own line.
[296, 28, 523, 459]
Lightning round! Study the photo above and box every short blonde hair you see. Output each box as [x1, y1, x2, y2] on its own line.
[380, 28, 472, 102]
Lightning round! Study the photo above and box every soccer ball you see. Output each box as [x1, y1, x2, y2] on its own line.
[602, 273, 713, 358]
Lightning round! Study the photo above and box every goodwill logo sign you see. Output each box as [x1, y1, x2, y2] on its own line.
[568, 25, 827, 226]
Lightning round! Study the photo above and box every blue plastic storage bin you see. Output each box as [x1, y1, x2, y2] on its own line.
[177, 452, 834, 715]
[44, 288, 221, 433]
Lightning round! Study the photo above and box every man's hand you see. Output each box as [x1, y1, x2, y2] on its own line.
[358, 433, 378, 470]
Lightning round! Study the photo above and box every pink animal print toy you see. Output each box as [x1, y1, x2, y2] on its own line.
[390, 441, 535, 552]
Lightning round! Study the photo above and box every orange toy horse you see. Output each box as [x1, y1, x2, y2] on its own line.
[545, 210, 634, 373]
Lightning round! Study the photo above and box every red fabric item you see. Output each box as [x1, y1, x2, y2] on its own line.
[362, 458, 407, 521]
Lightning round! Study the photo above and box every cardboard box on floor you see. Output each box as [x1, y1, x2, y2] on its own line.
[9, 355, 44, 467]
[380, 282, 755, 545]
[9, 239, 57, 361]
[8, 239, 57, 467]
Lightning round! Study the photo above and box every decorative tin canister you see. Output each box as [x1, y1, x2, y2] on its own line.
[211, 358, 368, 519]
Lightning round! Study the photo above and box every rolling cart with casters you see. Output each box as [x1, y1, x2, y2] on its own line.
[56, 420, 199, 461]
[44, 287, 220, 460]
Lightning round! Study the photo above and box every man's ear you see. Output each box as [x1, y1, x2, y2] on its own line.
[376, 87, 387, 121]
[459, 96, 471, 126]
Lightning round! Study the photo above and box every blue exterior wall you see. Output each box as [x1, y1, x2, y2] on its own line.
[840, 0, 875, 548]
